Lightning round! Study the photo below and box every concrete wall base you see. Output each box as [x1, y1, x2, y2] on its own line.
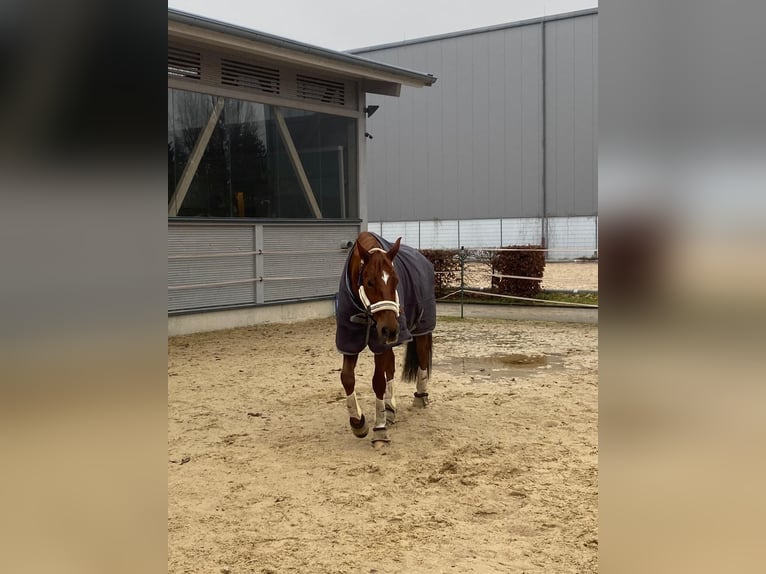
[168, 300, 335, 337]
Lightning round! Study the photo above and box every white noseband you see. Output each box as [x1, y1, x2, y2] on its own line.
[358, 285, 400, 316]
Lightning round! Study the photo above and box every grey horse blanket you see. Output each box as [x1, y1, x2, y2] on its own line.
[335, 233, 436, 355]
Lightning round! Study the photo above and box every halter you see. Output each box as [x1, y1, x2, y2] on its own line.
[357, 247, 401, 317]
[358, 285, 400, 316]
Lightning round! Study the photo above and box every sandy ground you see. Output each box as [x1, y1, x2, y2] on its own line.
[168, 315, 598, 573]
[460, 261, 598, 292]
[541, 262, 598, 291]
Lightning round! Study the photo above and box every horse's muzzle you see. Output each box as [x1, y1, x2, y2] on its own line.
[380, 325, 399, 345]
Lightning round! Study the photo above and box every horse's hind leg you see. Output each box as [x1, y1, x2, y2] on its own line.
[341, 354, 368, 438]
[413, 334, 432, 407]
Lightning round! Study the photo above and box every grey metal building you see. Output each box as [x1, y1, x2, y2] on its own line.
[351, 9, 598, 258]
[167, 10, 435, 334]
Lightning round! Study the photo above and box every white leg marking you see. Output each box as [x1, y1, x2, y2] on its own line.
[384, 377, 397, 411]
[384, 378, 397, 424]
[416, 368, 429, 395]
[346, 391, 362, 419]
[374, 398, 387, 430]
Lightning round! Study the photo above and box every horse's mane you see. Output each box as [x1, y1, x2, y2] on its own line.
[355, 231, 382, 254]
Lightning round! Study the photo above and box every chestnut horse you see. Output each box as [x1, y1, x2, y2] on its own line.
[335, 232, 436, 443]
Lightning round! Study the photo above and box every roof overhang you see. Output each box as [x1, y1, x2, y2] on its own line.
[168, 10, 437, 97]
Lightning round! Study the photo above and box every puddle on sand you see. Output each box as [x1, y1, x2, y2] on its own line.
[436, 354, 564, 380]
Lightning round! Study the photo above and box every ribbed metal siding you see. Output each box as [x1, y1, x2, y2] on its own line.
[169, 222, 360, 312]
[360, 23, 543, 221]
[547, 216, 598, 259]
[168, 225, 255, 311]
[418, 220, 460, 249]
[374, 221, 420, 248]
[261, 224, 358, 303]
[545, 14, 598, 217]
[370, 216, 596, 259]
[357, 12, 597, 222]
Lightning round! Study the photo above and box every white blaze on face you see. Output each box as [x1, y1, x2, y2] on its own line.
[381, 271, 390, 285]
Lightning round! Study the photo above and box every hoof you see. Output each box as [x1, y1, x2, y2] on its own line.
[371, 426, 390, 445]
[413, 392, 429, 408]
[350, 415, 369, 438]
[385, 405, 397, 425]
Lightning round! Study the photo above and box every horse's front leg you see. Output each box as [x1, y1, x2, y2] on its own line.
[383, 348, 397, 425]
[341, 354, 368, 438]
[372, 350, 393, 444]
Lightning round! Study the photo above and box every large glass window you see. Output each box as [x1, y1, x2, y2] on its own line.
[168, 89, 358, 219]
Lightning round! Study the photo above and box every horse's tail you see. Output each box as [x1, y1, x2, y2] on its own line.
[402, 341, 420, 382]
[402, 335, 432, 382]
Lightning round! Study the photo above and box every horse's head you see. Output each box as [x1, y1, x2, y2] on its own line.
[357, 238, 402, 345]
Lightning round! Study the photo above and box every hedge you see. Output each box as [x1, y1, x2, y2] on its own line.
[419, 249, 461, 290]
[490, 245, 546, 298]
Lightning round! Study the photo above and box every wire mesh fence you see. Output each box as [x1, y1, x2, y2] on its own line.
[430, 247, 598, 317]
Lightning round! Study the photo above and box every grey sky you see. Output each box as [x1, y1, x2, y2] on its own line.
[167, 0, 597, 52]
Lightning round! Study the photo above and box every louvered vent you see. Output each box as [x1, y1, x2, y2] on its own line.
[221, 59, 280, 94]
[296, 74, 345, 106]
[168, 46, 201, 80]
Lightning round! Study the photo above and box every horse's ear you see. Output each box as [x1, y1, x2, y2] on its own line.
[356, 241, 371, 263]
[387, 237, 402, 261]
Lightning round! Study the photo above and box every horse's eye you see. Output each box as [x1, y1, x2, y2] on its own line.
[366, 279, 374, 288]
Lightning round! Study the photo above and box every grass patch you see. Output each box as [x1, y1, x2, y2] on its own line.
[436, 288, 598, 307]
[535, 291, 598, 306]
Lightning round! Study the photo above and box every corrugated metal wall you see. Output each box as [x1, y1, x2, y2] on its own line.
[168, 225, 257, 311]
[261, 225, 355, 303]
[545, 14, 598, 216]
[168, 222, 359, 313]
[355, 11, 597, 222]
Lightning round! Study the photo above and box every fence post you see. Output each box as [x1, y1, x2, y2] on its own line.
[459, 245, 466, 319]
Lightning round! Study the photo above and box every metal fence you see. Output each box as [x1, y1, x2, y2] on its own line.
[432, 246, 598, 318]
[368, 216, 598, 261]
